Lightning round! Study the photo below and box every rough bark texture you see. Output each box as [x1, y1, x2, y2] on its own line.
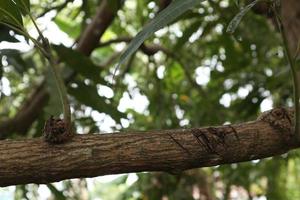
[249, 0, 300, 57]
[0, 108, 299, 187]
[281, 0, 300, 58]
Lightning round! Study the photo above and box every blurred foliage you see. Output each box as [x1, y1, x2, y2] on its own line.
[0, 0, 300, 200]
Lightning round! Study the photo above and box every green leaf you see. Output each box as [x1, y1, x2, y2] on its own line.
[13, 0, 30, 15]
[0, 0, 24, 27]
[53, 45, 105, 84]
[69, 82, 126, 122]
[226, 0, 259, 34]
[116, 0, 201, 71]
[45, 68, 63, 117]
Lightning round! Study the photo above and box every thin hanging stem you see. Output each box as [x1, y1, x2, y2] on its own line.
[28, 13, 72, 132]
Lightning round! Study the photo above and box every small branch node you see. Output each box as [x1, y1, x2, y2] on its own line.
[43, 116, 73, 144]
[258, 107, 293, 135]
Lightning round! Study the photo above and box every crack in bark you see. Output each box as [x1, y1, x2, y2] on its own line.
[167, 133, 192, 155]
[191, 129, 207, 148]
[190, 128, 220, 155]
[258, 108, 293, 135]
[207, 127, 227, 147]
[227, 124, 240, 141]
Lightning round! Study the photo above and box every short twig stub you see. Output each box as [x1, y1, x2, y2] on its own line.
[43, 116, 72, 144]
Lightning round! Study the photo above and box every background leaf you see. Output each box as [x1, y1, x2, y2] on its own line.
[116, 0, 201, 71]
[0, 0, 23, 27]
[0, 49, 28, 74]
[226, 0, 260, 34]
[53, 45, 105, 84]
[68, 81, 126, 122]
[15, 0, 30, 15]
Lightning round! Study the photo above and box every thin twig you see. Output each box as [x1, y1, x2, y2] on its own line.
[37, 0, 73, 18]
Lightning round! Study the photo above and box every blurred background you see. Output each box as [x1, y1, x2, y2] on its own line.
[0, 0, 300, 199]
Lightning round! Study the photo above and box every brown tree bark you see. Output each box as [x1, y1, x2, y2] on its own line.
[0, 108, 299, 187]
[281, 0, 300, 58]
[251, 0, 300, 57]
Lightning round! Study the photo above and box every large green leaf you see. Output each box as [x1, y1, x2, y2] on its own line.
[69, 82, 126, 122]
[15, 0, 30, 15]
[53, 45, 105, 84]
[0, 1, 23, 27]
[44, 68, 63, 117]
[116, 0, 201, 71]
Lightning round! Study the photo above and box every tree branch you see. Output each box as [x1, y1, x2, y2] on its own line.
[76, 0, 119, 55]
[0, 84, 49, 138]
[0, 108, 299, 187]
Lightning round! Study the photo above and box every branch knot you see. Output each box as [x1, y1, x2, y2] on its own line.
[43, 116, 73, 144]
[258, 108, 293, 134]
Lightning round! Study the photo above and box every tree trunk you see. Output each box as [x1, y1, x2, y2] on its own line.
[251, 0, 300, 57]
[0, 108, 299, 187]
[281, 0, 300, 58]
